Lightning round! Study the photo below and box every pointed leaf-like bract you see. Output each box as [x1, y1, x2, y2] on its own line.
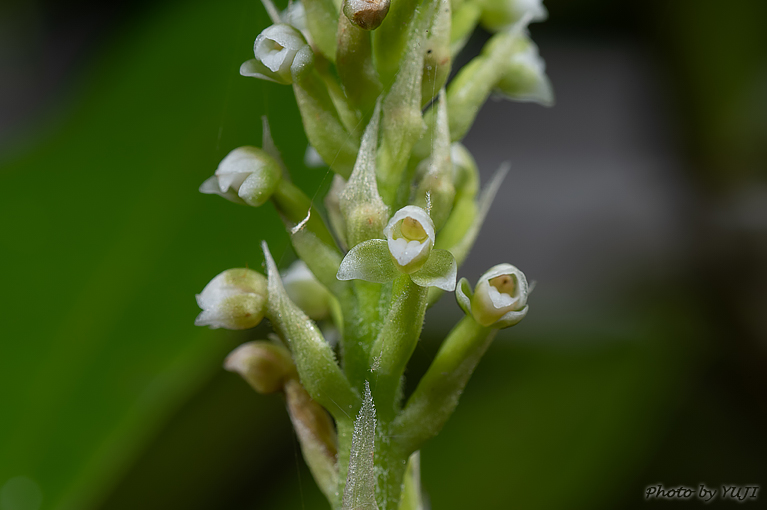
[410, 249, 457, 291]
[340, 101, 389, 247]
[342, 381, 379, 510]
[262, 241, 358, 419]
[337, 239, 399, 284]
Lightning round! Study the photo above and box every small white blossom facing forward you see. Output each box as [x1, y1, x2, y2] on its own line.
[240, 23, 309, 84]
[384, 206, 435, 273]
[195, 268, 268, 330]
[199, 146, 281, 207]
[456, 264, 529, 328]
[337, 206, 457, 291]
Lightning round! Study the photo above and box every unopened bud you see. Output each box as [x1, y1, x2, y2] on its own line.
[479, 0, 547, 33]
[282, 260, 333, 320]
[199, 146, 281, 207]
[343, 0, 390, 30]
[495, 33, 553, 106]
[240, 24, 310, 84]
[224, 341, 297, 394]
[195, 268, 268, 330]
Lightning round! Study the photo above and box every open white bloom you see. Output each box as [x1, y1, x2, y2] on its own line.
[195, 268, 268, 330]
[282, 260, 333, 320]
[384, 206, 435, 273]
[337, 206, 456, 291]
[240, 24, 309, 84]
[479, 0, 547, 33]
[199, 146, 281, 207]
[456, 264, 529, 328]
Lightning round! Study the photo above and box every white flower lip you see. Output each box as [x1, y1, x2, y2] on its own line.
[470, 264, 529, 327]
[387, 237, 431, 267]
[383, 206, 435, 269]
[254, 24, 306, 75]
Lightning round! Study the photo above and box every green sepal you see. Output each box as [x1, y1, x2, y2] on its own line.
[337, 239, 400, 284]
[410, 249, 457, 291]
[454, 277, 472, 315]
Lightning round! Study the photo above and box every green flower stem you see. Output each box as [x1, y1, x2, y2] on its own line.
[336, 417, 355, 509]
[369, 275, 429, 420]
[292, 61, 359, 178]
[375, 427, 409, 510]
[337, 15, 382, 117]
[393, 315, 496, 454]
[398, 452, 423, 510]
[450, 1, 480, 55]
[304, 0, 340, 61]
[272, 179, 339, 250]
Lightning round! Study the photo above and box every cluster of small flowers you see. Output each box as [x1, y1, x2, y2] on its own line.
[193, 0, 549, 508]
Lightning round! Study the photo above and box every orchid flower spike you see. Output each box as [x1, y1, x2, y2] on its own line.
[240, 23, 310, 84]
[199, 146, 281, 207]
[456, 264, 529, 328]
[337, 206, 457, 291]
[195, 268, 268, 330]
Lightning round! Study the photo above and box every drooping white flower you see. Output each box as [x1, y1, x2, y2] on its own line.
[195, 268, 268, 330]
[240, 24, 311, 85]
[199, 146, 281, 207]
[456, 264, 529, 328]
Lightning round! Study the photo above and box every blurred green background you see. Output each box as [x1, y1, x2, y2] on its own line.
[1, 0, 765, 509]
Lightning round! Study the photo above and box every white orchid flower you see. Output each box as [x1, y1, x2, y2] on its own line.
[199, 146, 281, 207]
[195, 268, 268, 330]
[337, 206, 457, 291]
[240, 24, 311, 84]
[456, 264, 529, 328]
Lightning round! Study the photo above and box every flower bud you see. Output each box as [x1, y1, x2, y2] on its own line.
[282, 260, 333, 320]
[195, 268, 268, 330]
[384, 206, 435, 274]
[479, 0, 547, 33]
[199, 146, 281, 207]
[224, 341, 297, 394]
[456, 264, 529, 328]
[343, 0, 390, 30]
[240, 24, 309, 85]
[494, 32, 553, 106]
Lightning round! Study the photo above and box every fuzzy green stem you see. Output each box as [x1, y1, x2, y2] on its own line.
[393, 315, 496, 454]
[369, 275, 429, 420]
